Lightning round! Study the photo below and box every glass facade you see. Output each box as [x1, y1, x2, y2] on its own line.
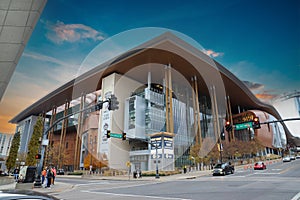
[125, 83, 214, 169]
[296, 96, 300, 116]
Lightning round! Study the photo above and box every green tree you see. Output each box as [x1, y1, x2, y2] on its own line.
[6, 132, 20, 172]
[26, 117, 43, 166]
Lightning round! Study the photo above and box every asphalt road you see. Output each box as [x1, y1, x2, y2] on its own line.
[53, 159, 300, 200]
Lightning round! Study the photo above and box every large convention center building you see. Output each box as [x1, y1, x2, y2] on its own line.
[10, 32, 297, 172]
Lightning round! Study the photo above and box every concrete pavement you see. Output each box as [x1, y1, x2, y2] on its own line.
[29, 169, 213, 195]
[0, 164, 249, 195]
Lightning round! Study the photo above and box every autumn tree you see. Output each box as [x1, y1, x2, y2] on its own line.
[190, 137, 220, 166]
[6, 132, 20, 172]
[83, 153, 107, 170]
[223, 139, 265, 160]
[189, 143, 201, 164]
[26, 117, 43, 166]
[46, 143, 61, 167]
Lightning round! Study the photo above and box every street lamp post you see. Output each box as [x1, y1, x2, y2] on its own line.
[90, 136, 94, 174]
[155, 140, 159, 179]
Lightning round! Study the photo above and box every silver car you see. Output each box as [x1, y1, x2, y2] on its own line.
[283, 156, 291, 162]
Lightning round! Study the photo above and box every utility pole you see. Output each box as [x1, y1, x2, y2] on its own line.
[34, 99, 110, 187]
[155, 140, 159, 179]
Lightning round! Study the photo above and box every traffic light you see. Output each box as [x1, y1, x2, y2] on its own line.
[35, 154, 41, 159]
[122, 132, 126, 140]
[108, 94, 119, 111]
[220, 131, 225, 140]
[252, 117, 261, 129]
[106, 130, 111, 138]
[95, 102, 103, 111]
[225, 120, 232, 132]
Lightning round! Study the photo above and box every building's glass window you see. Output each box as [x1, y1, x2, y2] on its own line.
[126, 83, 214, 168]
[296, 97, 300, 116]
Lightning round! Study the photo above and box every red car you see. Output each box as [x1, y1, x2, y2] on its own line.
[254, 161, 267, 170]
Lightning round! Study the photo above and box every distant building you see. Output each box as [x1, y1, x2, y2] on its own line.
[272, 91, 300, 143]
[0, 133, 13, 172]
[0, 0, 47, 101]
[16, 116, 38, 154]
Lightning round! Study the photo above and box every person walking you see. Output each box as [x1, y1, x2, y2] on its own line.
[41, 168, 47, 185]
[13, 168, 19, 182]
[51, 167, 57, 185]
[46, 167, 53, 188]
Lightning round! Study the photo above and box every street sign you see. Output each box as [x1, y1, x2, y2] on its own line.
[235, 122, 252, 130]
[110, 133, 122, 138]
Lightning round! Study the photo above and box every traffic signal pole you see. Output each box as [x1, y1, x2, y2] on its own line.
[34, 100, 108, 187]
[260, 118, 300, 124]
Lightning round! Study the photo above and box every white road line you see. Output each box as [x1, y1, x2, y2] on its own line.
[75, 182, 110, 186]
[253, 172, 280, 175]
[75, 181, 160, 190]
[80, 190, 192, 200]
[291, 192, 300, 200]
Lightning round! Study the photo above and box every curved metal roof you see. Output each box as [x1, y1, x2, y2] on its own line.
[10, 32, 299, 145]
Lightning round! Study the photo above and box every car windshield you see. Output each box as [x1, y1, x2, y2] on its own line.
[214, 164, 224, 168]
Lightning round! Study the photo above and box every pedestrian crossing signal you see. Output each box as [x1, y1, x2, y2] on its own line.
[122, 132, 126, 140]
[35, 154, 41, 159]
[107, 130, 111, 138]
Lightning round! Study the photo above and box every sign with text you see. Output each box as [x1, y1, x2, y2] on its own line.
[235, 122, 253, 130]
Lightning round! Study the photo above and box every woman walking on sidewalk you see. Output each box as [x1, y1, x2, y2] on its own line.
[51, 167, 57, 185]
[41, 168, 47, 185]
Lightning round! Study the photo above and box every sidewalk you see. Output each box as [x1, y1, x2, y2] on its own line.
[0, 165, 246, 194]
[1, 165, 245, 195]
[82, 169, 212, 181]
[0, 161, 280, 195]
[30, 169, 212, 194]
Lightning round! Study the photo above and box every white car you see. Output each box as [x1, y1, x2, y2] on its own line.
[283, 156, 291, 162]
[290, 155, 296, 160]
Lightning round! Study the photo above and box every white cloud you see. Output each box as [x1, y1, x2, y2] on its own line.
[43, 20, 105, 44]
[23, 51, 70, 68]
[23, 51, 81, 83]
[203, 49, 224, 58]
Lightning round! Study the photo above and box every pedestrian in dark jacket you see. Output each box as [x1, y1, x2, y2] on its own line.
[46, 167, 53, 188]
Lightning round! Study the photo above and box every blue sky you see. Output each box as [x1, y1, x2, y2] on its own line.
[1, 0, 299, 133]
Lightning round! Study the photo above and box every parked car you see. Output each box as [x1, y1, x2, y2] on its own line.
[283, 156, 291, 162]
[254, 161, 267, 170]
[290, 155, 296, 160]
[296, 155, 300, 159]
[56, 169, 65, 175]
[212, 162, 234, 176]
